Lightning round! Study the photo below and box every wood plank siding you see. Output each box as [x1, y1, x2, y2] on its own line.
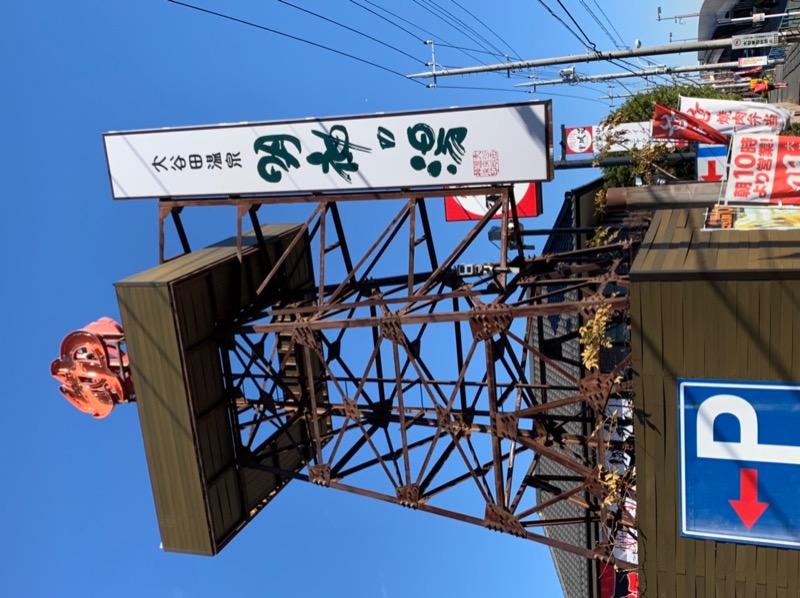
[116, 224, 320, 555]
[630, 209, 800, 597]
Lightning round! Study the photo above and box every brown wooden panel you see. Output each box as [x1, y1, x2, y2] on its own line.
[705, 540, 717, 597]
[767, 545, 779, 595]
[185, 341, 225, 417]
[757, 546, 768, 587]
[719, 281, 739, 380]
[174, 274, 216, 349]
[207, 467, 244, 541]
[641, 282, 664, 377]
[116, 283, 213, 555]
[242, 418, 308, 510]
[725, 542, 737, 597]
[631, 208, 800, 282]
[786, 550, 799, 596]
[196, 404, 236, 480]
[116, 223, 320, 556]
[630, 256, 800, 596]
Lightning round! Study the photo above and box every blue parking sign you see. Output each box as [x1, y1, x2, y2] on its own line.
[679, 379, 800, 548]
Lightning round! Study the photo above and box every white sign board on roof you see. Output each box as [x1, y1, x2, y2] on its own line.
[103, 101, 553, 199]
[731, 32, 780, 49]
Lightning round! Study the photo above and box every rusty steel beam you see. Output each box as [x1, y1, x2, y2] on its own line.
[160, 190, 640, 570]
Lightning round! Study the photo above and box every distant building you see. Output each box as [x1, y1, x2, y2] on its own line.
[537, 179, 641, 598]
[697, 0, 789, 64]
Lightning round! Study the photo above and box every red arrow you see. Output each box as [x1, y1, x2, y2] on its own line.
[700, 160, 723, 182]
[729, 468, 769, 529]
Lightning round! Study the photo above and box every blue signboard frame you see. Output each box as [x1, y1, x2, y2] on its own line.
[679, 379, 800, 549]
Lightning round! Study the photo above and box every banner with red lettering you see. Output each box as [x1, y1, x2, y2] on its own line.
[652, 104, 729, 145]
[680, 96, 792, 135]
[725, 134, 800, 204]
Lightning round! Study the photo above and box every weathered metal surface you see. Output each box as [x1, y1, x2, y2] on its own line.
[170, 190, 644, 568]
[116, 185, 644, 571]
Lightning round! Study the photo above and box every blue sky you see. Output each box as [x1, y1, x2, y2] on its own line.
[2, 1, 700, 596]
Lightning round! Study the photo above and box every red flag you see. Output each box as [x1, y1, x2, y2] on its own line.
[652, 103, 729, 145]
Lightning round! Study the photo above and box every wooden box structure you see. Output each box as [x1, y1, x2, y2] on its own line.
[630, 208, 800, 597]
[115, 224, 326, 555]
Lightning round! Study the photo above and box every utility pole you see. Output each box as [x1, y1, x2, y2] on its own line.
[656, 6, 699, 23]
[407, 35, 798, 81]
[515, 60, 782, 88]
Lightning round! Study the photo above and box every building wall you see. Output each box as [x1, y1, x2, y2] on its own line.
[533, 181, 605, 598]
[631, 277, 800, 597]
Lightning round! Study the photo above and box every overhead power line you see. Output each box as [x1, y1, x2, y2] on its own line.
[450, 0, 523, 60]
[277, 0, 427, 65]
[516, 60, 783, 88]
[166, 0, 426, 85]
[589, 0, 626, 48]
[406, 37, 792, 79]
[419, 0, 507, 60]
[348, 0, 426, 42]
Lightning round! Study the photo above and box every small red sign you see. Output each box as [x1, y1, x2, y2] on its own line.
[565, 126, 594, 154]
[444, 182, 542, 221]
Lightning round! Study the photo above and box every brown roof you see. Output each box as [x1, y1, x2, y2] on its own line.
[631, 208, 800, 281]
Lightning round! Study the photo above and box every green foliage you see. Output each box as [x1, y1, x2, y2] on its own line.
[599, 85, 740, 190]
[608, 85, 739, 123]
[781, 121, 800, 137]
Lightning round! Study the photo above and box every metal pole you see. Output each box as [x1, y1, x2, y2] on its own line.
[554, 152, 696, 170]
[722, 10, 800, 25]
[407, 35, 798, 80]
[515, 60, 782, 88]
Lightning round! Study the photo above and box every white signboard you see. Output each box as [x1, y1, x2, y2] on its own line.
[103, 102, 552, 199]
[595, 121, 652, 153]
[731, 32, 780, 49]
[738, 56, 769, 68]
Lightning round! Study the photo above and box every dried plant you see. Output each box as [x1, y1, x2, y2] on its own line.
[579, 303, 613, 371]
[587, 226, 619, 248]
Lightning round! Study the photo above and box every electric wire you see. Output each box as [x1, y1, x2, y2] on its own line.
[578, 0, 622, 49]
[434, 43, 518, 57]
[532, 0, 676, 118]
[165, 0, 427, 85]
[352, 0, 507, 75]
[434, 84, 530, 93]
[590, 0, 627, 49]
[355, 0, 444, 43]
[410, 0, 509, 69]
[348, 0, 426, 43]
[434, 84, 608, 105]
[420, 0, 507, 60]
[553, 0, 598, 51]
[538, 0, 678, 93]
[343, 8, 512, 60]
[526, 89, 609, 105]
[534, 0, 593, 50]
[450, 0, 523, 61]
[277, 0, 427, 65]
